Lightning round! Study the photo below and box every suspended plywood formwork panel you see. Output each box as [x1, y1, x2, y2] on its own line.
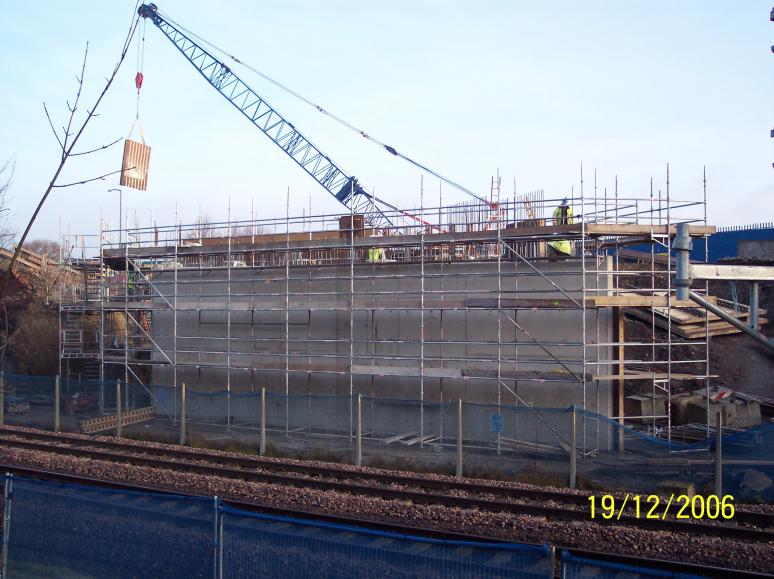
[120, 139, 151, 191]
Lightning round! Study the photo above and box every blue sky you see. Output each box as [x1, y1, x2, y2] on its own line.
[0, 1, 772, 242]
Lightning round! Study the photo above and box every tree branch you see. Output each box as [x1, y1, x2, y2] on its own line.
[61, 43, 88, 155]
[0, 13, 141, 298]
[69, 136, 122, 157]
[43, 103, 64, 151]
[52, 167, 130, 188]
[0, 160, 14, 251]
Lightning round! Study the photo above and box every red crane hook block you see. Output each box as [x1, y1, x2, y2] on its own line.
[135, 72, 144, 91]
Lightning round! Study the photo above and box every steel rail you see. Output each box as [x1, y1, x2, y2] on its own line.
[0, 428, 770, 541]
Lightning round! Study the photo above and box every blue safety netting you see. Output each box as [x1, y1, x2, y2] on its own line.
[2, 475, 764, 579]
[560, 550, 706, 579]
[719, 422, 774, 502]
[3, 369, 774, 502]
[219, 504, 554, 579]
[3, 475, 552, 579]
[4, 476, 216, 579]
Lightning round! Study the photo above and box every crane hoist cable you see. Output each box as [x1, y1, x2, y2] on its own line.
[135, 14, 146, 100]
[120, 7, 151, 192]
[128, 15, 147, 144]
[155, 8, 490, 207]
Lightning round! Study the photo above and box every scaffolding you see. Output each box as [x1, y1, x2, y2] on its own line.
[59, 181, 716, 451]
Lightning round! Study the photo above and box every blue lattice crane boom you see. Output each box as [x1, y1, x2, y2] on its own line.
[138, 3, 402, 228]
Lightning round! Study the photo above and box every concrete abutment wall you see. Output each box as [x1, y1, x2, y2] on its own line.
[149, 259, 614, 422]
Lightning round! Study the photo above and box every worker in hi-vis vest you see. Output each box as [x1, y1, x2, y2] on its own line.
[367, 246, 384, 262]
[548, 197, 574, 257]
[367, 231, 385, 262]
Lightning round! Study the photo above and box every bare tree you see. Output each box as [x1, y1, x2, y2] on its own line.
[0, 160, 15, 249]
[0, 13, 141, 298]
[186, 214, 217, 239]
[230, 224, 268, 237]
[185, 215, 269, 240]
[7, 301, 59, 376]
[24, 239, 61, 261]
[20, 239, 63, 304]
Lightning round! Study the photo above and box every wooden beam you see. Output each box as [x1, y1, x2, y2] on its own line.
[614, 306, 625, 452]
[590, 295, 716, 307]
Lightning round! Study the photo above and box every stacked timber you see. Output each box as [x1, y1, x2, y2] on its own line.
[627, 294, 766, 339]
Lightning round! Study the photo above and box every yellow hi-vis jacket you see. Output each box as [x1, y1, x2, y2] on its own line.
[548, 239, 573, 255]
[368, 247, 384, 262]
[549, 203, 574, 255]
[553, 204, 574, 225]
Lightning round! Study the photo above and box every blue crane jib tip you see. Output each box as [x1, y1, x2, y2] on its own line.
[138, 4, 158, 18]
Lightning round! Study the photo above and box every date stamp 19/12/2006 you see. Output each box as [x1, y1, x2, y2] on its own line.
[588, 494, 735, 521]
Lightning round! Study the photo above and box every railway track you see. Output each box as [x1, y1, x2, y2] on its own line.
[0, 462, 769, 579]
[0, 426, 771, 543]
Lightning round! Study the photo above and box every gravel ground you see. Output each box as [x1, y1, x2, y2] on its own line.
[5, 426, 774, 516]
[0, 443, 771, 574]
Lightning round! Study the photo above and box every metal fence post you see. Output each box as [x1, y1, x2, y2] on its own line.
[213, 495, 221, 579]
[456, 399, 463, 478]
[260, 387, 266, 456]
[179, 382, 187, 445]
[715, 412, 723, 497]
[0, 372, 5, 428]
[116, 380, 122, 438]
[569, 405, 577, 489]
[54, 375, 61, 433]
[218, 510, 224, 579]
[355, 393, 362, 467]
[2, 473, 14, 578]
[549, 546, 556, 578]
